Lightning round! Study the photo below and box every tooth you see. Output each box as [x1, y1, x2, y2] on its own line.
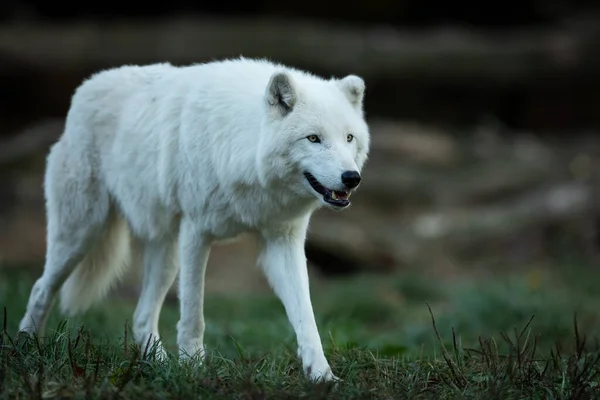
[331, 192, 337, 200]
[347, 192, 352, 198]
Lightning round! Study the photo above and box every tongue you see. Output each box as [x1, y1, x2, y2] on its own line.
[332, 191, 348, 200]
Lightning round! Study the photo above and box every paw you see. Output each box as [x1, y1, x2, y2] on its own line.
[299, 346, 338, 382]
[18, 316, 40, 337]
[149, 344, 169, 362]
[136, 333, 168, 361]
[178, 340, 206, 363]
[17, 326, 35, 337]
[306, 364, 339, 383]
[15, 328, 36, 344]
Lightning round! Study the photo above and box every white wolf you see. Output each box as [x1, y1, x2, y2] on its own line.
[18, 57, 370, 382]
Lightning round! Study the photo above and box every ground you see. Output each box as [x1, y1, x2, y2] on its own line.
[1, 259, 600, 399]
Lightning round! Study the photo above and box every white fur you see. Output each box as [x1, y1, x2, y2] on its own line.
[18, 57, 370, 382]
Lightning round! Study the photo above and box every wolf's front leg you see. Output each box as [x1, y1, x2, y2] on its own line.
[258, 220, 337, 382]
[177, 218, 211, 361]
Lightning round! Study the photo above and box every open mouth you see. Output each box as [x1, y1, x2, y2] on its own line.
[304, 172, 351, 208]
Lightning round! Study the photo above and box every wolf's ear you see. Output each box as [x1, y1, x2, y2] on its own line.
[265, 71, 297, 116]
[337, 75, 365, 110]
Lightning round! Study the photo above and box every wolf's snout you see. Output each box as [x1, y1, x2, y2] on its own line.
[341, 171, 361, 189]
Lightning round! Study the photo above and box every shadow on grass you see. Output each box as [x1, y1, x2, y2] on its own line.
[1, 306, 599, 399]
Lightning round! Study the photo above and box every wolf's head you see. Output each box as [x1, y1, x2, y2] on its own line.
[258, 68, 370, 211]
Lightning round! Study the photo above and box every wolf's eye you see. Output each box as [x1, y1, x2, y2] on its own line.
[347, 134, 354, 142]
[307, 135, 321, 143]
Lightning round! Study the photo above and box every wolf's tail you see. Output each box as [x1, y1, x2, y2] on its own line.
[59, 215, 134, 316]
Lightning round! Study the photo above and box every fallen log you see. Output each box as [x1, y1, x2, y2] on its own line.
[308, 178, 600, 272]
[358, 151, 557, 208]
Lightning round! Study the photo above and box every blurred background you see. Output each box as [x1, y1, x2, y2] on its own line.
[2, 1, 600, 354]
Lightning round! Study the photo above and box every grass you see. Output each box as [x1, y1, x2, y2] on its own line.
[1, 262, 600, 399]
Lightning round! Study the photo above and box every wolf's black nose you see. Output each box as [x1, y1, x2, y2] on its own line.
[341, 171, 361, 189]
